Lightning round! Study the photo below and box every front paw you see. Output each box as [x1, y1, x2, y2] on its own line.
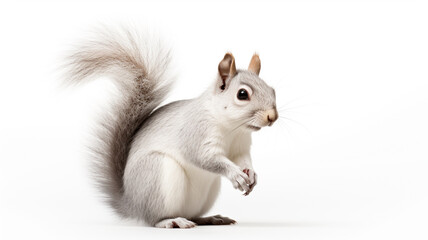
[227, 167, 251, 193]
[243, 168, 257, 196]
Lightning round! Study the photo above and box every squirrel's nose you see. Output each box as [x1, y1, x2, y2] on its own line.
[265, 108, 278, 126]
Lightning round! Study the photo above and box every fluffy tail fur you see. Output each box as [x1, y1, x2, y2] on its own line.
[64, 26, 174, 213]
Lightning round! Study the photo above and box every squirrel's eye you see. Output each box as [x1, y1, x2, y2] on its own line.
[237, 89, 249, 100]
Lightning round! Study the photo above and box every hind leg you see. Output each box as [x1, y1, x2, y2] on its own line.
[153, 157, 197, 229]
[153, 154, 197, 228]
[124, 152, 190, 227]
[192, 215, 236, 225]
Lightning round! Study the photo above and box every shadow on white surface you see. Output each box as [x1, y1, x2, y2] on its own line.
[236, 221, 331, 228]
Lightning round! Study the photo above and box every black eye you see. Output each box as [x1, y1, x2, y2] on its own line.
[237, 89, 249, 100]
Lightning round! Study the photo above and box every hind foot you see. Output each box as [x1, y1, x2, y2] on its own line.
[192, 214, 236, 225]
[155, 217, 196, 228]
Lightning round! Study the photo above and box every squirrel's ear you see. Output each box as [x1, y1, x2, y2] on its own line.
[218, 53, 237, 90]
[248, 54, 261, 75]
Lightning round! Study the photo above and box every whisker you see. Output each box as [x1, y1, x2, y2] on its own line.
[279, 103, 315, 111]
[227, 114, 253, 125]
[276, 118, 296, 141]
[278, 96, 306, 110]
[278, 109, 305, 115]
[279, 116, 309, 132]
[227, 119, 251, 136]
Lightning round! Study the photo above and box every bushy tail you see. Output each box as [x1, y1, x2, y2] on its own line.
[64, 26, 174, 213]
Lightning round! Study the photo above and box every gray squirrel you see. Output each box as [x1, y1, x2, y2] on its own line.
[65, 26, 278, 228]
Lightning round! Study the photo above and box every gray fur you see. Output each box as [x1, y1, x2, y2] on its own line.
[120, 152, 166, 225]
[63, 26, 174, 214]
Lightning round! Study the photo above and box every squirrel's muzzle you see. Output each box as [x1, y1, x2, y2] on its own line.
[264, 108, 278, 126]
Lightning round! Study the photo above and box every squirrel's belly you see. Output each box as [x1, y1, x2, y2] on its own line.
[160, 156, 220, 218]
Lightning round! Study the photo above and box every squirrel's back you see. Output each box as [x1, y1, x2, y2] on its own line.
[63, 26, 175, 213]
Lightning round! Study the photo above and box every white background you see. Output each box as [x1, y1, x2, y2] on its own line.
[1, 0, 427, 239]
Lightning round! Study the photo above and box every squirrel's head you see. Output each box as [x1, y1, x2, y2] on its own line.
[213, 53, 278, 132]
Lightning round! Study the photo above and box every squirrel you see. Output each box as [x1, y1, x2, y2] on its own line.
[64, 26, 278, 228]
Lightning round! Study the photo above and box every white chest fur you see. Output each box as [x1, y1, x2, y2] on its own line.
[224, 130, 252, 162]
